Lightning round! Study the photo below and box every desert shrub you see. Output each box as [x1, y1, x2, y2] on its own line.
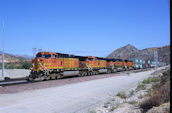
[104, 101, 111, 108]
[142, 77, 152, 84]
[104, 103, 109, 108]
[162, 69, 170, 76]
[109, 105, 116, 111]
[139, 78, 170, 112]
[136, 83, 146, 91]
[128, 89, 135, 97]
[89, 110, 97, 113]
[111, 98, 115, 101]
[151, 77, 160, 82]
[116, 91, 127, 99]
[6, 64, 16, 69]
[140, 95, 161, 112]
[5, 63, 22, 69]
[0, 62, 31, 69]
[109, 103, 118, 112]
[21, 62, 32, 69]
[128, 100, 137, 105]
[142, 77, 160, 84]
[161, 69, 170, 84]
[138, 94, 144, 99]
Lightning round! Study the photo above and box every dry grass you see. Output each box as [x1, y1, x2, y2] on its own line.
[129, 100, 138, 105]
[89, 110, 97, 113]
[116, 91, 127, 99]
[139, 69, 170, 113]
[136, 83, 146, 91]
[142, 76, 160, 84]
[128, 89, 135, 97]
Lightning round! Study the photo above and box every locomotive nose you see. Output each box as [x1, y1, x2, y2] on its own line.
[32, 58, 44, 71]
[37, 58, 43, 62]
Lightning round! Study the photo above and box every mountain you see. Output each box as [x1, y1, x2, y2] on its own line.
[0, 53, 31, 63]
[106, 44, 170, 64]
[14, 54, 34, 60]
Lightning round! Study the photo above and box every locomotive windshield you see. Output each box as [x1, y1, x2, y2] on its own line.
[43, 54, 51, 59]
[36, 54, 42, 58]
[88, 58, 93, 61]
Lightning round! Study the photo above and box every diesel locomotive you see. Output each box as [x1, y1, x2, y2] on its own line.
[27, 51, 135, 81]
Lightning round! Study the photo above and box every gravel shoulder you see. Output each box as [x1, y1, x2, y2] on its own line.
[0, 68, 164, 113]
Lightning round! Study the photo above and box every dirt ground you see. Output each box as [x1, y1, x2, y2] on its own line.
[0, 68, 164, 113]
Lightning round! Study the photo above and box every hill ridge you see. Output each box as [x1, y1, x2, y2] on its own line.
[106, 44, 170, 64]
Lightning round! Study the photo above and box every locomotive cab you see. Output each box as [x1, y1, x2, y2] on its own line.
[32, 52, 55, 71]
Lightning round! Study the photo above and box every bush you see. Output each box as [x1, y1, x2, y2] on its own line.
[109, 104, 116, 111]
[109, 103, 119, 112]
[128, 100, 137, 105]
[104, 101, 111, 108]
[151, 77, 160, 82]
[138, 94, 144, 99]
[0, 62, 32, 69]
[111, 98, 115, 101]
[162, 69, 170, 76]
[136, 83, 146, 91]
[89, 110, 97, 113]
[140, 82, 170, 112]
[104, 103, 109, 108]
[142, 77, 152, 84]
[21, 62, 32, 69]
[128, 89, 135, 97]
[117, 91, 127, 99]
[142, 77, 160, 84]
[139, 69, 170, 113]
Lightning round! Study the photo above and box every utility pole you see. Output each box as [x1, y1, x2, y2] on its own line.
[32, 48, 42, 57]
[38, 49, 42, 52]
[1, 21, 5, 80]
[154, 50, 158, 69]
[32, 48, 37, 57]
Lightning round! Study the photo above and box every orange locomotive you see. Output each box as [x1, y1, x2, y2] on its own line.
[106, 59, 135, 72]
[125, 60, 135, 70]
[28, 51, 135, 81]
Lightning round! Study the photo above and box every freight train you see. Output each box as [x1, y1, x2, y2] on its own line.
[27, 51, 135, 81]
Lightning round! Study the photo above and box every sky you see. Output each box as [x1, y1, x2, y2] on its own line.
[0, 0, 170, 57]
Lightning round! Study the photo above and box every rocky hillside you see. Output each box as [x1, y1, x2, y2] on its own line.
[0, 53, 31, 63]
[106, 44, 170, 64]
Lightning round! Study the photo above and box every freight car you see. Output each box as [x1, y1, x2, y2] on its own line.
[27, 51, 135, 81]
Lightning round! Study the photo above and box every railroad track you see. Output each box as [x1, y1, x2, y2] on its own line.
[0, 68, 151, 86]
[0, 80, 29, 86]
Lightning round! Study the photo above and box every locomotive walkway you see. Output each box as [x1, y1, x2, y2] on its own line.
[0, 67, 165, 113]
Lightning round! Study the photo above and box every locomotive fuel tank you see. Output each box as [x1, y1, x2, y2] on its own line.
[98, 69, 107, 73]
[63, 71, 79, 76]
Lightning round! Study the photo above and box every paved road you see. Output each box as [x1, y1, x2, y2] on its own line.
[0, 68, 164, 113]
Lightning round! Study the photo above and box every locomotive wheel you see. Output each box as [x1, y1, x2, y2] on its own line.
[50, 76, 56, 80]
[84, 72, 88, 76]
[91, 72, 93, 75]
[40, 76, 45, 81]
[79, 72, 85, 76]
[56, 74, 62, 79]
[45, 76, 50, 80]
[95, 71, 98, 75]
[92, 71, 96, 75]
[81, 72, 85, 76]
[88, 72, 91, 76]
[28, 77, 33, 81]
[107, 70, 111, 74]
